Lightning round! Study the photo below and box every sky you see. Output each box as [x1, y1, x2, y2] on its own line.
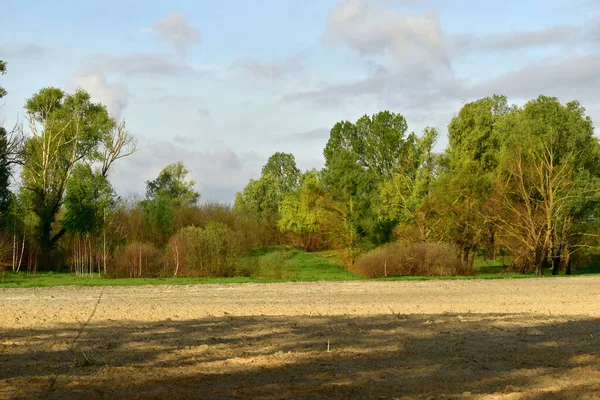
[1, 0, 599, 202]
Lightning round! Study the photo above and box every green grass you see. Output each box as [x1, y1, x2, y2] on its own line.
[286, 250, 361, 281]
[1, 249, 598, 289]
[0, 250, 360, 289]
[0, 271, 261, 288]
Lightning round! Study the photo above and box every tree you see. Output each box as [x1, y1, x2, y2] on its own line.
[234, 153, 301, 245]
[234, 173, 281, 222]
[376, 127, 439, 243]
[278, 169, 327, 250]
[21, 87, 135, 269]
[322, 111, 414, 250]
[143, 190, 175, 246]
[63, 164, 117, 275]
[493, 96, 600, 275]
[435, 95, 512, 266]
[261, 152, 301, 193]
[0, 61, 25, 226]
[146, 161, 199, 207]
[64, 164, 116, 234]
[324, 111, 414, 180]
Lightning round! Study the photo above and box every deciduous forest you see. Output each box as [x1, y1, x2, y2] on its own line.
[1, 60, 599, 279]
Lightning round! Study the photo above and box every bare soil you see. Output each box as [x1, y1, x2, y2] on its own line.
[1, 278, 599, 399]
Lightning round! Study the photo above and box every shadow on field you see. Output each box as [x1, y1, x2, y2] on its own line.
[1, 313, 599, 399]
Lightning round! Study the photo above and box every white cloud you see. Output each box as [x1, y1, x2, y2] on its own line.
[325, 0, 449, 66]
[0, 43, 48, 59]
[232, 57, 304, 81]
[453, 18, 600, 54]
[109, 140, 265, 203]
[71, 73, 129, 119]
[197, 108, 211, 118]
[146, 12, 201, 51]
[469, 54, 600, 102]
[84, 52, 210, 77]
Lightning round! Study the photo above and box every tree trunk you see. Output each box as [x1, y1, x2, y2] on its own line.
[551, 252, 561, 276]
[17, 236, 25, 273]
[534, 246, 547, 276]
[564, 246, 572, 275]
[39, 228, 53, 272]
[487, 226, 495, 260]
[462, 246, 470, 268]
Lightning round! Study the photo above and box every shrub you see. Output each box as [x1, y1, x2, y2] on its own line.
[256, 251, 291, 280]
[110, 241, 162, 278]
[234, 257, 260, 277]
[354, 242, 472, 278]
[166, 222, 241, 277]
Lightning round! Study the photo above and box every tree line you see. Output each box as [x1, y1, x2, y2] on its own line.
[0, 60, 598, 277]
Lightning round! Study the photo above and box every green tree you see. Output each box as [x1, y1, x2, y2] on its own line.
[494, 95, 600, 274]
[0, 61, 24, 227]
[234, 173, 281, 222]
[21, 87, 134, 269]
[63, 164, 116, 235]
[63, 164, 117, 275]
[146, 161, 199, 207]
[376, 127, 439, 242]
[261, 152, 301, 193]
[322, 111, 414, 251]
[234, 153, 301, 245]
[278, 169, 327, 250]
[143, 190, 175, 246]
[435, 95, 512, 265]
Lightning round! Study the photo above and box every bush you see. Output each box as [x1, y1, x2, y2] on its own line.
[165, 222, 241, 277]
[354, 242, 472, 278]
[110, 242, 162, 278]
[234, 257, 260, 277]
[256, 250, 296, 280]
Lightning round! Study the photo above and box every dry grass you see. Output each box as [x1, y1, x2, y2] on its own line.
[354, 242, 473, 278]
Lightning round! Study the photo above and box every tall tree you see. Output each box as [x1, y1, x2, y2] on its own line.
[261, 152, 301, 193]
[435, 95, 512, 265]
[21, 87, 134, 269]
[278, 169, 327, 250]
[146, 161, 200, 207]
[322, 111, 414, 249]
[494, 96, 600, 274]
[376, 127, 439, 243]
[235, 153, 300, 221]
[0, 61, 24, 226]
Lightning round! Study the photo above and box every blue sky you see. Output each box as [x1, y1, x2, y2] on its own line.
[1, 0, 599, 202]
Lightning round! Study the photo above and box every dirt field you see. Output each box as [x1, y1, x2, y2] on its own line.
[1, 278, 599, 399]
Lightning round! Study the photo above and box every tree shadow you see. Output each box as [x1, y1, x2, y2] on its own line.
[1, 312, 599, 399]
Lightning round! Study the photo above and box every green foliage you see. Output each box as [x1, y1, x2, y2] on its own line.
[278, 169, 326, 249]
[63, 164, 116, 235]
[235, 152, 301, 227]
[167, 222, 241, 277]
[21, 87, 117, 267]
[234, 173, 281, 220]
[494, 95, 600, 273]
[375, 127, 439, 242]
[0, 61, 10, 221]
[261, 152, 301, 193]
[324, 111, 414, 180]
[0, 127, 12, 223]
[143, 190, 175, 245]
[433, 96, 513, 264]
[146, 161, 199, 207]
[322, 111, 418, 254]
